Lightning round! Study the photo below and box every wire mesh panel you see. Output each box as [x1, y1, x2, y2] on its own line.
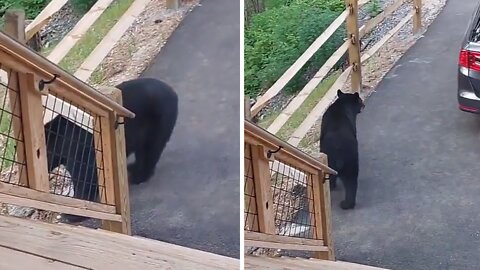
[0, 68, 110, 205]
[244, 143, 259, 232]
[43, 92, 109, 205]
[0, 72, 27, 188]
[270, 160, 318, 239]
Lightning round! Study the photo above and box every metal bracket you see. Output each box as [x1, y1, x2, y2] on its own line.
[352, 62, 359, 72]
[348, 3, 354, 14]
[267, 146, 283, 159]
[38, 74, 59, 91]
[114, 116, 125, 129]
[350, 33, 357, 45]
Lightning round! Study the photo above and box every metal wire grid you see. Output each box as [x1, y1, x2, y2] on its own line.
[0, 67, 109, 205]
[43, 92, 108, 204]
[0, 74, 27, 187]
[270, 160, 318, 239]
[244, 143, 259, 232]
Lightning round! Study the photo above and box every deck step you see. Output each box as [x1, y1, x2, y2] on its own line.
[245, 255, 391, 270]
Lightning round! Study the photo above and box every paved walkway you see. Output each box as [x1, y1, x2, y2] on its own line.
[129, 0, 240, 258]
[330, 1, 480, 269]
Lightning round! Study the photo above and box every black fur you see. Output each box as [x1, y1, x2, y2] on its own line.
[45, 78, 178, 223]
[320, 90, 364, 210]
[118, 78, 178, 185]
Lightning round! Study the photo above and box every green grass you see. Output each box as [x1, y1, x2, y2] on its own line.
[273, 71, 341, 141]
[58, 0, 135, 74]
[366, 0, 382, 17]
[257, 110, 281, 130]
[0, 101, 15, 169]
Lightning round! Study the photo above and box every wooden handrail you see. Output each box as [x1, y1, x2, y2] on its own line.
[0, 31, 135, 118]
[245, 120, 337, 175]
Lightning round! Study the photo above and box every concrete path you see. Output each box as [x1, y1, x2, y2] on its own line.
[128, 0, 240, 258]
[331, 1, 480, 269]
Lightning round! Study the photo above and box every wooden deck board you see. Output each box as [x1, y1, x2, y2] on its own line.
[0, 215, 239, 269]
[245, 255, 390, 270]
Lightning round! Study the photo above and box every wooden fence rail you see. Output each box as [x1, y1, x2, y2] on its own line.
[244, 120, 337, 260]
[0, 18, 134, 234]
[255, 0, 423, 146]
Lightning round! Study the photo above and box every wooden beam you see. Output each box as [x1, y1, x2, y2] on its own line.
[25, 0, 69, 41]
[268, 0, 407, 134]
[98, 87, 131, 235]
[245, 120, 337, 175]
[413, 0, 422, 34]
[3, 9, 28, 186]
[249, 0, 372, 116]
[244, 96, 252, 120]
[0, 214, 239, 269]
[17, 73, 49, 192]
[360, 0, 406, 37]
[0, 246, 86, 270]
[0, 31, 135, 118]
[0, 180, 117, 213]
[245, 231, 325, 246]
[74, 0, 151, 81]
[287, 67, 352, 147]
[266, 41, 349, 134]
[0, 192, 122, 221]
[244, 143, 259, 232]
[250, 145, 275, 234]
[47, 0, 116, 64]
[361, 13, 413, 63]
[287, 12, 413, 146]
[249, 10, 349, 116]
[310, 173, 324, 241]
[318, 154, 335, 260]
[344, 0, 362, 92]
[245, 239, 329, 252]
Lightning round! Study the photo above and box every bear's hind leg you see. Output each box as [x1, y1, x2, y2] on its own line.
[138, 130, 169, 183]
[340, 171, 358, 210]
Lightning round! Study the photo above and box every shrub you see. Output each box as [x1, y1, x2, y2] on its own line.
[264, 0, 345, 12]
[70, 0, 98, 13]
[244, 2, 345, 97]
[0, 0, 49, 19]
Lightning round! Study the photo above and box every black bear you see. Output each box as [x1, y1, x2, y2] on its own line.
[320, 90, 364, 210]
[45, 78, 178, 222]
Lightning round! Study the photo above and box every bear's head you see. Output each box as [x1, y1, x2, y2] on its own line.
[337, 89, 365, 114]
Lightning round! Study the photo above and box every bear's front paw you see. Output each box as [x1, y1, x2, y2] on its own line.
[340, 200, 355, 210]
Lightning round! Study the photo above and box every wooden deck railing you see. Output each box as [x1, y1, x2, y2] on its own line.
[0, 25, 134, 234]
[244, 119, 337, 260]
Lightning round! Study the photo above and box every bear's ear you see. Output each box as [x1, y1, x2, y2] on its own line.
[353, 92, 360, 98]
[337, 89, 344, 97]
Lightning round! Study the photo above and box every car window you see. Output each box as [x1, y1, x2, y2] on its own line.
[472, 9, 480, 42]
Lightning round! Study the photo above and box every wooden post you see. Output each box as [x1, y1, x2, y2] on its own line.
[244, 96, 252, 120]
[413, 0, 422, 34]
[251, 145, 275, 234]
[317, 153, 335, 260]
[166, 0, 180, 10]
[3, 10, 28, 186]
[98, 87, 131, 235]
[244, 144, 259, 232]
[344, 0, 362, 93]
[309, 172, 325, 259]
[17, 73, 49, 191]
